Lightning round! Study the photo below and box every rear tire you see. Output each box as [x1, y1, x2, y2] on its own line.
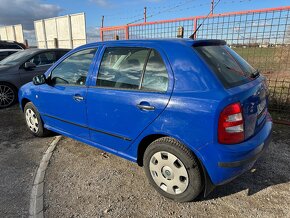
[143, 137, 203, 202]
[0, 82, 17, 109]
[24, 102, 50, 137]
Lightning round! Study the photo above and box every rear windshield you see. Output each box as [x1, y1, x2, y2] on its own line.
[194, 45, 257, 88]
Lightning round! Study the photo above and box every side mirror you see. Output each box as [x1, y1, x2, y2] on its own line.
[24, 62, 36, 70]
[33, 74, 46, 85]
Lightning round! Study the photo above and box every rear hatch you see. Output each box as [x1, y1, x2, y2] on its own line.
[194, 42, 268, 140]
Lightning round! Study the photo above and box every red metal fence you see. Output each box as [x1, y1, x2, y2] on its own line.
[100, 6, 290, 122]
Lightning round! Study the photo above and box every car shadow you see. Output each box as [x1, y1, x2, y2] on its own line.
[203, 139, 290, 200]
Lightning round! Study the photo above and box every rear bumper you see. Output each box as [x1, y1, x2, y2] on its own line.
[218, 141, 268, 168]
[198, 113, 272, 186]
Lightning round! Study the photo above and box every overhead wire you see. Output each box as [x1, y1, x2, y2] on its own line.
[102, 0, 273, 26]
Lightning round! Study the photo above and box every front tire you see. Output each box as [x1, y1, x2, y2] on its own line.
[143, 137, 203, 202]
[24, 102, 50, 137]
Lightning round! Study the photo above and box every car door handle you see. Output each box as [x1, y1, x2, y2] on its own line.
[136, 104, 155, 111]
[73, 95, 84, 102]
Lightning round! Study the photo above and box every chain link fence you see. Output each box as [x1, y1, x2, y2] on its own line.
[100, 6, 290, 122]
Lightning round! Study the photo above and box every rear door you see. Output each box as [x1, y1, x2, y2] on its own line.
[86, 46, 173, 152]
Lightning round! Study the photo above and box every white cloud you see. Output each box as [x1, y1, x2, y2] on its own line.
[90, 0, 109, 7]
[0, 0, 62, 30]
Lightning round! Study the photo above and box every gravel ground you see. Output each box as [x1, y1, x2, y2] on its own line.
[0, 106, 288, 218]
[0, 105, 54, 217]
[44, 124, 290, 218]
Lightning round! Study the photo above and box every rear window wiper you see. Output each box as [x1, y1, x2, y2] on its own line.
[250, 69, 260, 78]
[223, 64, 245, 76]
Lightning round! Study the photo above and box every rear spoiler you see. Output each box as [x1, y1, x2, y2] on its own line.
[192, 40, 226, 47]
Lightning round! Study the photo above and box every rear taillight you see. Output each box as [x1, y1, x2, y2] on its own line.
[218, 102, 244, 144]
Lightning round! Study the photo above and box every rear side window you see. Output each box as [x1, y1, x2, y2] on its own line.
[194, 45, 256, 88]
[28, 52, 57, 66]
[97, 47, 168, 92]
[142, 50, 168, 92]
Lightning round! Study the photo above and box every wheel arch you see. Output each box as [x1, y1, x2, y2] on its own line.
[136, 134, 215, 197]
[137, 134, 167, 166]
[21, 98, 31, 111]
[137, 134, 203, 168]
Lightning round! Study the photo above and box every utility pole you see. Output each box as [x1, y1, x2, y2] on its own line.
[144, 7, 147, 23]
[101, 15, 104, 28]
[211, 0, 215, 15]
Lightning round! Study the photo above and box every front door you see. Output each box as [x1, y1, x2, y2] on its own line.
[38, 48, 98, 140]
[86, 47, 173, 152]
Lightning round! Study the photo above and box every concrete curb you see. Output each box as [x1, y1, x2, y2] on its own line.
[29, 136, 62, 218]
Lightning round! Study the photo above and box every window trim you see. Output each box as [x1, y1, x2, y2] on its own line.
[138, 49, 152, 89]
[88, 85, 167, 94]
[96, 46, 169, 93]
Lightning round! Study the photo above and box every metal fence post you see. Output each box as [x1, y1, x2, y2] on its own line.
[53, 38, 58, 48]
[100, 28, 104, 42]
[193, 17, 198, 39]
[67, 15, 73, 49]
[42, 20, 48, 49]
[125, 25, 129, 40]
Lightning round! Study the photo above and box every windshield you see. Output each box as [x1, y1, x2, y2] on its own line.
[0, 50, 36, 66]
[194, 45, 256, 88]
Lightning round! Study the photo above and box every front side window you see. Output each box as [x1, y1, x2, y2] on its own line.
[97, 47, 168, 92]
[28, 52, 57, 66]
[50, 48, 97, 86]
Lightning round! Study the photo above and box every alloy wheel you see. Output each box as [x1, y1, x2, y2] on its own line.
[0, 85, 15, 108]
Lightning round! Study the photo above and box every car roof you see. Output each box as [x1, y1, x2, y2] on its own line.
[0, 49, 21, 52]
[23, 48, 70, 51]
[12, 48, 70, 55]
[82, 38, 226, 48]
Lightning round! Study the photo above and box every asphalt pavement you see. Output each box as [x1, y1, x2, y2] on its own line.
[0, 105, 53, 217]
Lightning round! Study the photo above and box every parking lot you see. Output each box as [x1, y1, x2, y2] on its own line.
[0, 105, 289, 217]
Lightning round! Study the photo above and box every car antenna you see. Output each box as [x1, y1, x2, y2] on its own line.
[189, 0, 221, 40]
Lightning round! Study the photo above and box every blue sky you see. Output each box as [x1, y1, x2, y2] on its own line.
[0, 0, 289, 45]
[50, 0, 289, 27]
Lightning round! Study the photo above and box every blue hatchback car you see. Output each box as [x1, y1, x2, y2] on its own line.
[19, 39, 272, 202]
